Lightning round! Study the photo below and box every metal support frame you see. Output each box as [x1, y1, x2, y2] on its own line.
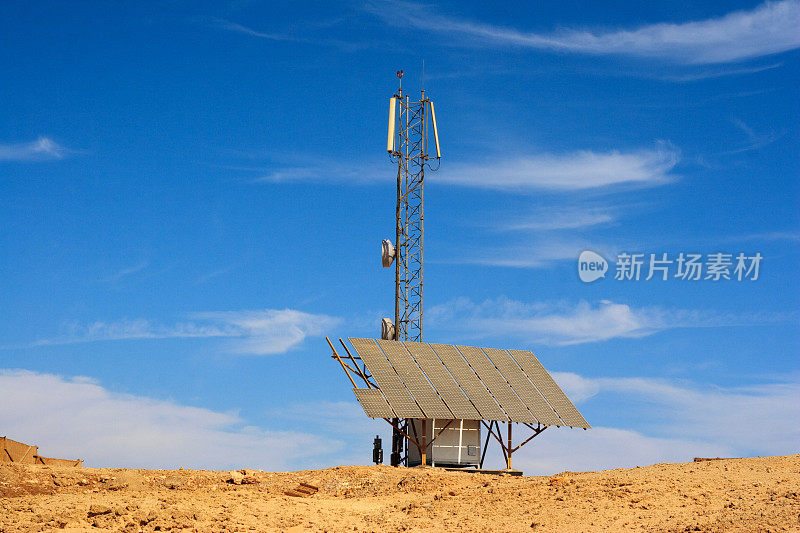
[479, 421, 548, 470]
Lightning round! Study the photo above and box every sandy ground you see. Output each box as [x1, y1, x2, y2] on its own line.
[1, 455, 798, 532]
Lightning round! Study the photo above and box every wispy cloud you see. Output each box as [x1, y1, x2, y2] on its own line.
[453, 238, 599, 268]
[100, 261, 149, 284]
[193, 309, 341, 355]
[210, 17, 364, 51]
[0, 370, 339, 469]
[29, 309, 341, 355]
[722, 118, 784, 154]
[370, 0, 800, 64]
[659, 62, 783, 82]
[241, 144, 678, 191]
[497, 207, 616, 232]
[0, 137, 68, 161]
[430, 298, 656, 345]
[428, 297, 794, 345]
[728, 231, 800, 243]
[438, 143, 680, 191]
[195, 265, 238, 285]
[213, 18, 293, 41]
[224, 157, 386, 185]
[255, 165, 368, 183]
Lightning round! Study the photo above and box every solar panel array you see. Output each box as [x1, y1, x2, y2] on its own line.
[352, 388, 395, 418]
[481, 347, 563, 427]
[508, 349, 590, 428]
[378, 340, 453, 419]
[350, 338, 424, 419]
[347, 338, 590, 429]
[404, 342, 481, 420]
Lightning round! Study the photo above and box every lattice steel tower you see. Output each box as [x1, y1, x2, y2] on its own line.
[383, 70, 441, 342]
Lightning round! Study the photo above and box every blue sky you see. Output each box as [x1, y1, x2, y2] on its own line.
[1, 1, 798, 472]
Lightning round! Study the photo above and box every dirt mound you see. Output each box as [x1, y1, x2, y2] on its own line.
[1, 455, 798, 531]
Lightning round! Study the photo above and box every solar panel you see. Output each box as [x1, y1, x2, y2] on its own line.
[508, 349, 590, 428]
[457, 346, 537, 423]
[352, 388, 395, 418]
[429, 343, 509, 421]
[349, 338, 425, 419]
[345, 338, 588, 428]
[377, 340, 453, 419]
[481, 348, 562, 427]
[403, 341, 482, 420]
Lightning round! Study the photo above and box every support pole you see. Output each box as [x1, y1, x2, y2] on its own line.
[457, 419, 464, 464]
[479, 421, 492, 469]
[506, 422, 513, 470]
[431, 419, 436, 467]
[421, 419, 427, 466]
[390, 418, 402, 466]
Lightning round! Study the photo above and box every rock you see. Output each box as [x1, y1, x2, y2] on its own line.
[227, 471, 244, 485]
[88, 504, 112, 517]
[163, 477, 184, 489]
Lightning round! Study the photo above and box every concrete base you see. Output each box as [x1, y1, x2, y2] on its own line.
[443, 467, 523, 476]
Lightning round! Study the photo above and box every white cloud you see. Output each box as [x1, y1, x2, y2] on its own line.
[31, 309, 341, 355]
[209, 17, 364, 52]
[0, 370, 339, 470]
[507, 426, 729, 474]
[462, 239, 597, 268]
[268, 401, 388, 466]
[489, 373, 799, 473]
[100, 261, 149, 283]
[729, 231, 800, 243]
[438, 144, 679, 191]
[253, 161, 387, 184]
[2, 368, 795, 474]
[660, 62, 784, 82]
[193, 309, 341, 355]
[0, 137, 67, 161]
[373, 0, 800, 64]
[429, 298, 657, 345]
[246, 145, 678, 191]
[499, 208, 615, 231]
[427, 298, 789, 345]
[211, 18, 294, 41]
[582, 376, 800, 455]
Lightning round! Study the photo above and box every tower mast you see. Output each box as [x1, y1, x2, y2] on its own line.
[386, 69, 441, 342]
[384, 69, 441, 466]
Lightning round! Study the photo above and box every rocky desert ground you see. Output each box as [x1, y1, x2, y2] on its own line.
[1, 454, 798, 532]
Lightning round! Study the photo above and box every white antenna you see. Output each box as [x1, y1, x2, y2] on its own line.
[387, 97, 397, 153]
[429, 101, 441, 158]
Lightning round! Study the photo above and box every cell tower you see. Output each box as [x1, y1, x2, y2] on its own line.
[381, 69, 441, 467]
[382, 69, 441, 343]
[326, 72, 589, 472]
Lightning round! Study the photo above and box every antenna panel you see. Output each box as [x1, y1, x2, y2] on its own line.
[429, 101, 441, 158]
[387, 97, 397, 153]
